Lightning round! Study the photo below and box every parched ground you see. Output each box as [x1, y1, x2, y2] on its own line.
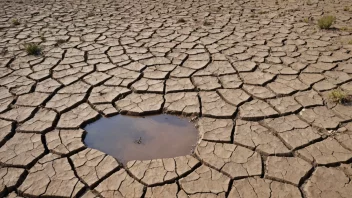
[0, 0, 352, 197]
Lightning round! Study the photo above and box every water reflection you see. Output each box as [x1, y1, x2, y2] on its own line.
[84, 114, 199, 164]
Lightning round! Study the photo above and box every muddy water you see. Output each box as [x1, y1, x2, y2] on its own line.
[84, 114, 199, 164]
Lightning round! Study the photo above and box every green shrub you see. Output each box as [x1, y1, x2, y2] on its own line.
[24, 43, 41, 55]
[12, 19, 20, 26]
[318, 16, 335, 29]
[329, 89, 349, 104]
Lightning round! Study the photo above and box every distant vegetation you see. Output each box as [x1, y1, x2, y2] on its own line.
[318, 15, 335, 29]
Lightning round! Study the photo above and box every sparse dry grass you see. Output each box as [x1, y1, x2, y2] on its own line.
[329, 89, 350, 104]
[12, 19, 20, 26]
[318, 15, 335, 29]
[24, 43, 41, 55]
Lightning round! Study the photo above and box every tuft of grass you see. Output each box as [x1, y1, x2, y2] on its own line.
[340, 27, 348, 31]
[12, 19, 20, 26]
[318, 15, 336, 29]
[24, 43, 41, 55]
[344, 6, 350, 11]
[177, 18, 186, 23]
[329, 89, 350, 104]
[348, 40, 352, 45]
[303, 17, 310, 23]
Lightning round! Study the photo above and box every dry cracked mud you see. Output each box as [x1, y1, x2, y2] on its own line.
[0, 0, 352, 197]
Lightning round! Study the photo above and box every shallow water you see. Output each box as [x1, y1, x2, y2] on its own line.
[84, 114, 199, 164]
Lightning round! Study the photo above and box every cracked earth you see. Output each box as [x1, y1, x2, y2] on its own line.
[0, 0, 352, 197]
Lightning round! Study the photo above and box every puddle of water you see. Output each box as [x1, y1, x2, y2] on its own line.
[84, 114, 199, 164]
